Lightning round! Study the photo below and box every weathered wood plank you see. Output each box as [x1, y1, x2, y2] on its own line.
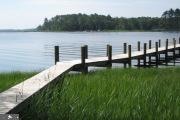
[0, 63, 75, 114]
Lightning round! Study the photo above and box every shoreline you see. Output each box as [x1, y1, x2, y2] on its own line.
[0, 30, 180, 33]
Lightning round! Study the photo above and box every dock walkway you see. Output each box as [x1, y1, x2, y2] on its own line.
[0, 39, 180, 114]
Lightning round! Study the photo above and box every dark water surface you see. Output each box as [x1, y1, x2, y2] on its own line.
[0, 32, 179, 72]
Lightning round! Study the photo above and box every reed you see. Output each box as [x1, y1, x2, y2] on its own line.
[21, 68, 180, 120]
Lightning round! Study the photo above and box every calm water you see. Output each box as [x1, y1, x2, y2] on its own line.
[0, 32, 179, 72]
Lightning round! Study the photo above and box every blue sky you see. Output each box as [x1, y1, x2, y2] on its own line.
[0, 0, 180, 29]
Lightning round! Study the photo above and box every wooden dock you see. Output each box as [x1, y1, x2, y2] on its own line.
[0, 38, 180, 114]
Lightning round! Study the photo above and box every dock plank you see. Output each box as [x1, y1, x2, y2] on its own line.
[0, 63, 75, 114]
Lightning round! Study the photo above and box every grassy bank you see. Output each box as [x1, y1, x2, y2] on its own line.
[21, 68, 180, 120]
[0, 72, 37, 93]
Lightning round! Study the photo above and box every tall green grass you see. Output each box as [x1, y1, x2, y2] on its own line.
[0, 72, 37, 93]
[22, 68, 180, 120]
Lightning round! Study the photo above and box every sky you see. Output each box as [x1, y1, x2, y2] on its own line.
[0, 0, 180, 29]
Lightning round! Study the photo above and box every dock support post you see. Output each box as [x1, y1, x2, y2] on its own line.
[155, 42, 159, 68]
[173, 38, 176, 65]
[159, 39, 161, 48]
[165, 39, 168, 66]
[107, 44, 112, 68]
[123, 43, 127, 68]
[106, 44, 109, 57]
[128, 45, 132, 68]
[54, 46, 59, 64]
[81, 46, 88, 73]
[144, 43, 147, 67]
[137, 41, 141, 68]
[149, 40, 152, 66]
[158, 39, 161, 59]
[84, 45, 88, 59]
[179, 37, 180, 56]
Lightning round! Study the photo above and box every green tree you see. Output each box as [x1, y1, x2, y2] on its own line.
[37, 8, 180, 32]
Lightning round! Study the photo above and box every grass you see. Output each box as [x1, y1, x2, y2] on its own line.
[0, 72, 37, 93]
[20, 68, 180, 120]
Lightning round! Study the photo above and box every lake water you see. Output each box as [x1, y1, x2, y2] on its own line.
[0, 32, 179, 72]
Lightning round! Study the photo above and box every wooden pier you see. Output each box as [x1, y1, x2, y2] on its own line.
[0, 38, 180, 114]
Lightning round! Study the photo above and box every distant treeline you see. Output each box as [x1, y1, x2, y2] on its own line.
[37, 8, 180, 31]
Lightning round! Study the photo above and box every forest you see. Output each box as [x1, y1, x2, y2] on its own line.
[37, 8, 180, 31]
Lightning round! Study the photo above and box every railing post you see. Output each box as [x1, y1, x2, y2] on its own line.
[173, 38, 176, 48]
[179, 37, 180, 56]
[155, 42, 159, 68]
[128, 45, 132, 68]
[149, 40, 152, 49]
[179, 37, 180, 55]
[137, 41, 141, 68]
[149, 40, 152, 66]
[173, 38, 176, 65]
[81, 46, 88, 73]
[144, 43, 147, 67]
[81, 46, 85, 67]
[165, 39, 169, 66]
[159, 39, 161, 48]
[84, 45, 88, 59]
[107, 45, 112, 68]
[124, 43, 127, 54]
[54, 46, 59, 64]
[106, 44, 109, 57]
[158, 39, 161, 59]
[123, 43, 127, 68]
